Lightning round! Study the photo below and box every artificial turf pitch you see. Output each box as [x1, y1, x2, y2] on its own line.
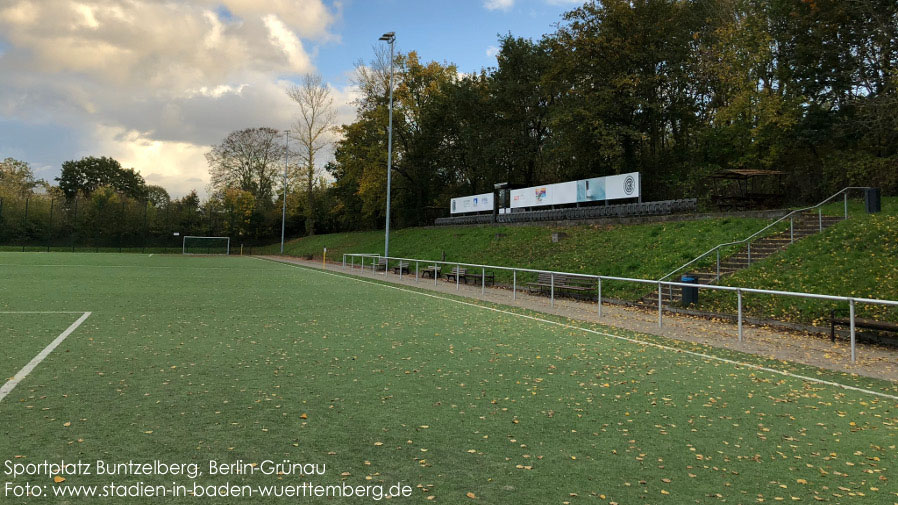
[0, 253, 896, 504]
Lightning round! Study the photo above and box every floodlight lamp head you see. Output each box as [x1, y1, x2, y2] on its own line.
[379, 32, 395, 43]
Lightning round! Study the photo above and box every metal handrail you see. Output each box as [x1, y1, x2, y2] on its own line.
[341, 251, 897, 364]
[658, 186, 872, 283]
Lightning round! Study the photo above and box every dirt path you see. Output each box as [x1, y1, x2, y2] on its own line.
[260, 255, 898, 383]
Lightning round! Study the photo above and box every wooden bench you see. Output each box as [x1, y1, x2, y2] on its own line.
[445, 267, 467, 283]
[527, 272, 594, 298]
[421, 265, 441, 278]
[464, 269, 495, 286]
[392, 261, 410, 274]
[372, 258, 389, 271]
[830, 310, 898, 342]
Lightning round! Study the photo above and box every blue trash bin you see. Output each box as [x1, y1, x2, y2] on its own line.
[681, 275, 698, 306]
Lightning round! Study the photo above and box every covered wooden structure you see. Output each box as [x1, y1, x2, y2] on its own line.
[708, 169, 786, 210]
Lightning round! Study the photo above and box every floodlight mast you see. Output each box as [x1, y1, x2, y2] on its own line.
[280, 130, 289, 254]
[379, 31, 395, 258]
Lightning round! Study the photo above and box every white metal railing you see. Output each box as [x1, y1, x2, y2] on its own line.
[342, 252, 898, 364]
[660, 187, 872, 286]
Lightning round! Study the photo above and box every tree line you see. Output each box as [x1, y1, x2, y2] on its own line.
[325, 0, 897, 230]
[4, 0, 896, 247]
[0, 156, 280, 249]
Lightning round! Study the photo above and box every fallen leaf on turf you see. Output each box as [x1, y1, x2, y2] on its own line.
[54, 476, 65, 483]
[466, 491, 477, 499]
[300, 413, 308, 419]
[63, 422, 71, 427]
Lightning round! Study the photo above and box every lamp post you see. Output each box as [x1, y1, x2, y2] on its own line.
[280, 130, 289, 254]
[379, 31, 395, 258]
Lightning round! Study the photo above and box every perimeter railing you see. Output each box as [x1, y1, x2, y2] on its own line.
[659, 187, 872, 293]
[341, 252, 898, 364]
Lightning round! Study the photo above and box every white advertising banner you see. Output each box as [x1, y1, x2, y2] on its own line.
[603, 172, 640, 201]
[451, 192, 494, 214]
[510, 182, 577, 208]
[509, 172, 639, 209]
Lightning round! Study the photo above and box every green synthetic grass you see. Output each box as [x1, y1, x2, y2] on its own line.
[0, 313, 84, 382]
[259, 218, 768, 299]
[1, 253, 896, 504]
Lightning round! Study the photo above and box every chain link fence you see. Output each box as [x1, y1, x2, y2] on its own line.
[0, 195, 264, 254]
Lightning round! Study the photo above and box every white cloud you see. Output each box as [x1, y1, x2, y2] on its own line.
[264, 14, 314, 74]
[486, 45, 500, 58]
[484, 0, 514, 11]
[0, 0, 339, 198]
[92, 125, 210, 198]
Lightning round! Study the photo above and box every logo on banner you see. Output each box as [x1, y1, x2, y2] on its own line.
[624, 175, 635, 195]
[535, 187, 547, 202]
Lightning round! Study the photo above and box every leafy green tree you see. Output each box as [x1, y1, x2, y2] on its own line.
[221, 188, 256, 238]
[57, 156, 147, 200]
[0, 157, 41, 197]
[206, 128, 284, 207]
[489, 35, 555, 186]
[146, 185, 170, 207]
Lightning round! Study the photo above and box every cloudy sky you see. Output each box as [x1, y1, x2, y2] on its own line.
[0, 0, 579, 198]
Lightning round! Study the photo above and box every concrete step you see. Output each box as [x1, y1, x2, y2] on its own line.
[746, 245, 786, 252]
[729, 252, 776, 261]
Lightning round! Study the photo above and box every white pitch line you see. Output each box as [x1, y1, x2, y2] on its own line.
[0, 311, 87, 314]
[0, 263, 252, 271]
[258, 257, 898, 402]
[0, 312, 92, 403]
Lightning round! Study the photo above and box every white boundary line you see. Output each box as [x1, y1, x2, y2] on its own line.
[0, 311, 86, 314]
[258, 257, 898, 402]
[0, 312, 92, 403]
[0, 264, 241, 270]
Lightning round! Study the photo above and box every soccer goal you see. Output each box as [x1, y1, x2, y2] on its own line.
[182, 236, 231, 255]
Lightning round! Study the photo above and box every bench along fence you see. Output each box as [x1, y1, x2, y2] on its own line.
[341, 253, 898, 364]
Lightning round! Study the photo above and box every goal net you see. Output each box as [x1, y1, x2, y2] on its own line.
[182, 236, 230, 255]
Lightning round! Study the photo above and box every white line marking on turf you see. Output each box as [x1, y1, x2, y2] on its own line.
[258, 257, 898, 401]
[0, 311, 87, 314]
[0, 312, 92, 403]
[0, 263, 247, 270]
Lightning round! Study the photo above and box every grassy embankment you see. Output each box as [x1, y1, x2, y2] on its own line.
[267, 197, 898, 324]
[262, 217, 767, 300]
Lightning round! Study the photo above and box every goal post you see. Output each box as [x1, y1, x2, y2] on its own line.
[182, 236, 231, 255]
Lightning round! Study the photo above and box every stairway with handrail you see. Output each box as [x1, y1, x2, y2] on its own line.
[641, 187, 871, 307]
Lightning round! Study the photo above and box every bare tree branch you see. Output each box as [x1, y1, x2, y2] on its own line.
[286, 73, 337, 235]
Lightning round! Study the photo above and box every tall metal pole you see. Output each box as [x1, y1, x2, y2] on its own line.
[280, 131, 288, 254]
[381, 32, 396, 258]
